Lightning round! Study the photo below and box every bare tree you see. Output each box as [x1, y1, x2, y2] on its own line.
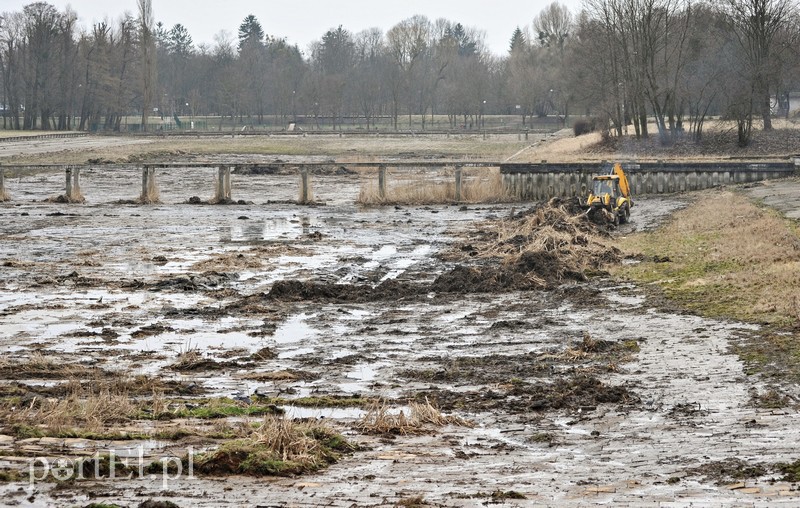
[137, 0, 155, 131]
[386, 15, 430, 129]
[533, 2, 573, 53]
[722, 0, 797, 133]
[353, 28, 388, 129]
[0, 11, 24, 129]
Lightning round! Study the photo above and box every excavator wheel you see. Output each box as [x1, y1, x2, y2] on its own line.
[619, 204, 630, 224]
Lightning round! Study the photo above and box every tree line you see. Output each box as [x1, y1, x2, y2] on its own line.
[1, 0, 798, 145]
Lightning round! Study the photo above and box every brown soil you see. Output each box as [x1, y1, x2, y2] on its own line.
[685, 458, 771, 485]
[267, 198, 619, 302]
[416, 374, 638, 414]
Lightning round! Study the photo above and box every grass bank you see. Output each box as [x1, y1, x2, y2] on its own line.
[613, 190, 800, 382]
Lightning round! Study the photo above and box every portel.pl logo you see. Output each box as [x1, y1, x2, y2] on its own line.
[27, 446, 195, 490]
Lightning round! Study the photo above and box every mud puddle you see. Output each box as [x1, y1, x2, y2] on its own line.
[1, 174, 797, 506]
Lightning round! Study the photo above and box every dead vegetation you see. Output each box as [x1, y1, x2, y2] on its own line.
[4, 388, 139, 435]
[44, 193, 85, 204]
[587, 123, 800, 161]
[684, 458, 771, 486]
[618, 190, 800, 326]
[169, 348, 247, 372]
[358, 167, 507, 205]
[356, 399, 473, 435]
[194, 415, 353, 476]
[451, 196, 620, 288]
[0, 352, 100, 380]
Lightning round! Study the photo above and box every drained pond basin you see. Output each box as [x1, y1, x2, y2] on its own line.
[0, 167, 799, 506]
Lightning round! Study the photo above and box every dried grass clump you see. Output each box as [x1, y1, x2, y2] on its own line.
[170, 348, 223, 371]
[358, 167, 507, 205]
[356, 399, 473, 435]
[195, 415, 353, 476]
[3, 384, 141, 435]
[250, 416, 324, 459]
[0, 352, 96, 380]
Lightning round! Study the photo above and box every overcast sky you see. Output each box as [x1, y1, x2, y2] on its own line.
[1, 0, 585, 56]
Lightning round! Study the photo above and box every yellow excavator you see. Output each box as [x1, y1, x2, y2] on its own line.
[584, 163, 633, 225]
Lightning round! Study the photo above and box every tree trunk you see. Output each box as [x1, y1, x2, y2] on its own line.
[762, 93, 773, 131]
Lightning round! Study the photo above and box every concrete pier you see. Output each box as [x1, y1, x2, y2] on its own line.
[215, 166, 232, 202]
[140, 166, 160, 204]
[63, 166, 84, 202]
[378, 165, 387, 201]
[0, 167, 7, 201]
[299, 168, 311, 204]
[454, 165, 463, 201]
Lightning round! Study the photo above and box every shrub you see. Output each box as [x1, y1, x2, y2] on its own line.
[573, 118, 596, 136]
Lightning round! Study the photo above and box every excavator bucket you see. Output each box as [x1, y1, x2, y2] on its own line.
[611, 163, 630, 198]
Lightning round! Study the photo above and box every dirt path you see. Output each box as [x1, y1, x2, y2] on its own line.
[745, 176, 800, 220]
[0, 135, 153, 160]
[1, 171, 798, 506]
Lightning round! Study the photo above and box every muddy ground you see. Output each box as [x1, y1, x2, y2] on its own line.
[1, 167, 799, 506]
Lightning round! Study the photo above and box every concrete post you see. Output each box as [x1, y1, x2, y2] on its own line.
[72, 167, 81, 200]
[216, 166, 231, 202]
[0, 166, 6, 201]
[65, 167, 73, 199]
[378, 165, 387, 201]
[224, 166, 232, 200]
[454, 165, 463, 201]
[140, 166, 159, 204]
[300, 168, 310, 204]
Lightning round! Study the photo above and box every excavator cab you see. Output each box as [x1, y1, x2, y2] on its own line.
[591, 178, 621, 199]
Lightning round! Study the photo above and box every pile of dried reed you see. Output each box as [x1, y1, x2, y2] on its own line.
[356, 398, 473, 435]
[466, 197, 620, 286]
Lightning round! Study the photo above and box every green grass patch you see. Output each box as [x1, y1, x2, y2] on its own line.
[775, 459, 800, 482]
[11, 424, 45, 439]
[256, 394, 373, 408]
[615, 190, 800, 381]
[0, 469, 22, 482]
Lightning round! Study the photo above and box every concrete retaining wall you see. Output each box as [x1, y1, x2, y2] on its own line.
[500, 162, 799, 201]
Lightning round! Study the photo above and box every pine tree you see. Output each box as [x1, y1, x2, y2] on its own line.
[509, 26, 526, 54]
[238, 14, 264, 50]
